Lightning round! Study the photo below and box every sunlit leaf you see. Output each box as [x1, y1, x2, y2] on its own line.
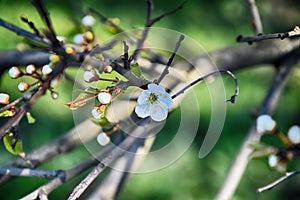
[64, 92, 97, 110]
[3, 133, 24, 155]
[0, 110, 15, 117]
[26, 112, 36, 124]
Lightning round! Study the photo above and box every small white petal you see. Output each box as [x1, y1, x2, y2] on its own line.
[26, 64, 36, 74]
[83, 70, 94, 82]
[0, 93, 9, 104]
[268, 154, 278, 168]
[256, 114, 276, 133]
[91, 108, 102, 119]
[42, 64, 52, 75]
[98, 92, 112, 104]
[8, 67, 21, 78]
[150, 103, 168, 122]
[148, 83, 165, 94]
[73, 34, 84, 44]
[97, 132, 110, 146]
[82, 15, 95, 26]
[137, 90, 151, 105]
[287, 125, 300, 144]
[135, 103, 151, 118]
[159, 93, 173, 108]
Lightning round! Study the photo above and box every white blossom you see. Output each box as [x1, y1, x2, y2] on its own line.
[287, 125, 300, 144]
[135, 83, 172, 122]
[73, 34, 84, 44]
[82, 15, 95, 27]
[0, 93, 9, 105]
[97, 132, 110, 146]
[26, 64, 36, 74]
[256, 114, 276, 133]
[268, 154, 278, 168]
[42, 64, 52, 75]
[97, 92, 112, 105]
[8, 66, 22, 78]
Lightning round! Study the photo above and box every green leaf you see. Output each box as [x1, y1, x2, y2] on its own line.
[130, 63, 142, 78]
[3, 133, 24, 155]
[26, 112, 36, 124]
[0, 110, 14, 117]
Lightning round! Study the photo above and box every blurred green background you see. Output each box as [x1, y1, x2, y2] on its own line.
[0, 0, 300, 199]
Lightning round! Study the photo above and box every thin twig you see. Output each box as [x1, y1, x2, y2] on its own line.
[247, 0, 263, 34]
[257, 169, 300, 193]
[32, 0, 60, 47]
[131, 0, 185, 60]
[0, 18, 50, 45]
[171, 69, 239, 103]
[156, 35, 185, 84]
[237, 26, 300, 44]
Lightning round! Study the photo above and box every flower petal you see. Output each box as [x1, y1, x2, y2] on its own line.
[159, 92, 173, 108]
[137, 90, 151, 105]
[150, 103, 168, 121]
[148, 83, 165, 94]
[135, 103, 151, 118]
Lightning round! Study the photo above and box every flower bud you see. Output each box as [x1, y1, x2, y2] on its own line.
[0, 93, 9, 105]
[83, 31, 94, 43]
[287, 125, 300, 144]
[51, 91, 59, 99]
[104, 65, 113, 73]
[65, 46, 76, 55]
[8, 66, 22, 78]
[256, 114, 276, 133]
[42, 64, 53, 75]
[83, 69, 99, 82]
[49, 54, 60, 63]
[26, 64, 36, 75]
[268, 154, 278, 168]
[18, 82, 30, 92]
[97, 92, 112, 105]
[91, 107, 103, 119]
[82, 15, 95, 27]
[97, 132, 110, 146]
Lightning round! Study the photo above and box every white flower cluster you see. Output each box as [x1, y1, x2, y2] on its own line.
[256, 114, 276, 133]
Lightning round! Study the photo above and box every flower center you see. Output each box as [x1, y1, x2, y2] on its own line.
[148, 92, 158, 103]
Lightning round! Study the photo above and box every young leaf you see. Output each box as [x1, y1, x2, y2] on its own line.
[0, 110, 15, 117]
[26, 112, 36, 124]
[130, 63, 142, 78]
[3, 133, 24, 155]
[64, 93, 97, 110]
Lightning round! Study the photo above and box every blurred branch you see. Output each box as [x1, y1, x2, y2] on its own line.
[20, 145, 114, 200]
[0, 119, 100, 185]
[257, 169, 300, 193]
[214, 49, 300, 200]
[247, 0, 263, 34]
[0, 167, 64, 179]
[67, 118, 159, 200]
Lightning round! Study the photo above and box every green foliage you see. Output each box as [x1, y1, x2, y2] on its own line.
[3, 133, 24, 155]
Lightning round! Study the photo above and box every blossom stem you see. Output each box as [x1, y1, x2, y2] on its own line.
[171, 69, 239, 103]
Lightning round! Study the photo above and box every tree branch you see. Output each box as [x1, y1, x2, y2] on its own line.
[214, 49, 300, 200]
